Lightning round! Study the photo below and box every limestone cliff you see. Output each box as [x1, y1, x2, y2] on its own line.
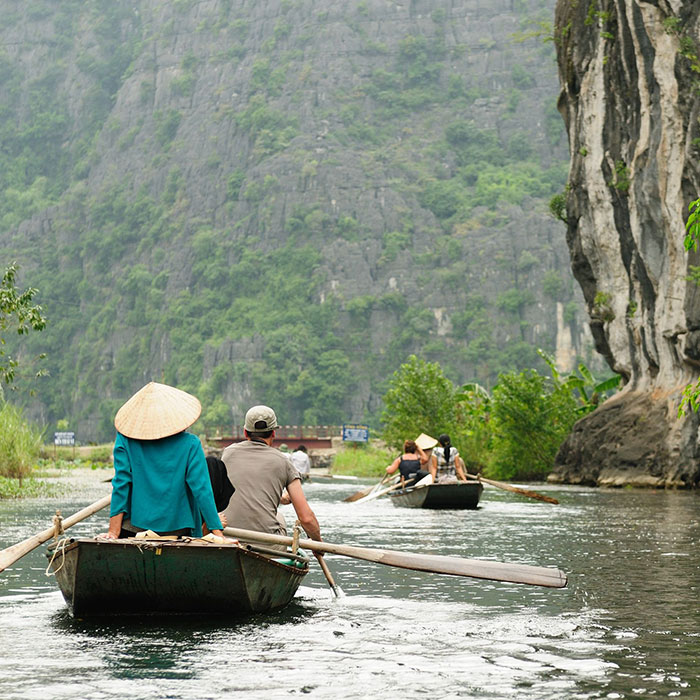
[0, 0, 594, 441]
[552, 0, 700, 486]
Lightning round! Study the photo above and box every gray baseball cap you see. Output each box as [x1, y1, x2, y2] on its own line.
[244, 404, 279, 432]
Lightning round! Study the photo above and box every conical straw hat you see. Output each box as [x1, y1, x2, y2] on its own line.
[114, 382, 201, 440]
[415, 433, 438, 450]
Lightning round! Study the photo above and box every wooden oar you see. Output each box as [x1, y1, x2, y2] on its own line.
[317, 554, 341, 597]
[352, 477, 408, 504]
[343, 473, 393, 502]
[292, 517, 340, 597]
[467, 474, 559, 505]
[0, 494, 111, 573]
[223, 527, 567, 588]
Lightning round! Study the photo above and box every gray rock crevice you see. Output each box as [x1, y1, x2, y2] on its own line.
[553, 0, 700, 486]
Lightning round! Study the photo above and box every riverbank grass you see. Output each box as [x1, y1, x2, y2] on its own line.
[39, 443, 112, 464]
[0, 442, 113, 498]
[0, 475, 61, 499]
[331, 443, 394, 477]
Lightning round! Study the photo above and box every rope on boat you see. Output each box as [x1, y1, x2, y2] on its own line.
[45, 537, 71, 577]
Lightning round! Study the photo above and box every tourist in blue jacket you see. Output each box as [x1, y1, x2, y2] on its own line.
[103, 381, 224, 539]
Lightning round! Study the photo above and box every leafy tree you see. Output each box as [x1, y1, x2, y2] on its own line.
[496, 288, 535, 314]
[419, 178, 463, 219]
[489, 368, 578, 480]
[453, 382, 492, 473]
[0, 263, 47, 388]
[549, 192, 568, 224]
[542, 271, 564, 300]
[380, 355, 457, 450]
[198, 398, 233, 433]
[684, 197, 700, 252]
[380, 353, 610, 480]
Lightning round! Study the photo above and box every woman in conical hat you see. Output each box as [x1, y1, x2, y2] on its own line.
[103, 382, 225, 539]
[414, 433, 438, 464]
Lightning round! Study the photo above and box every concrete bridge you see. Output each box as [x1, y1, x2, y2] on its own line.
[206, 425, 340, 451]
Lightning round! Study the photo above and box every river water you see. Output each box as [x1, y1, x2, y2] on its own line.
[1, 473, 698, 699]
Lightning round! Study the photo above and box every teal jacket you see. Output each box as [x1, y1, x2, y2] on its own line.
[110, 431, 222, 537]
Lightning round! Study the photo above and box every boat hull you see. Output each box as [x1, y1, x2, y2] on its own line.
[46, 538, 308, 618]
[389, 482, 483, 509]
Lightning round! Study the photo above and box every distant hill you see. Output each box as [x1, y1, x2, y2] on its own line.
[0, 0, 593, 442]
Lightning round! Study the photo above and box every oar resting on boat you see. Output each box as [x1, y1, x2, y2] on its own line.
[0, 495, 112, 573]
[224, 526, 567, 588]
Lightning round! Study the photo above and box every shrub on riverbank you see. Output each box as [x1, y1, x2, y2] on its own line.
[488, 369, 578, 480]
[380, 355, 459, 451]
[0, 402, 42, 483]
[331, 443, 394, 477]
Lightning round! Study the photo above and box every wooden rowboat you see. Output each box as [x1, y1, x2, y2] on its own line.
[388, 481, 483, 510]
[45, 537, 309, 618]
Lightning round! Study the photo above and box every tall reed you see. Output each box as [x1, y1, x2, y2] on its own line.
[0, 402, 43, 484]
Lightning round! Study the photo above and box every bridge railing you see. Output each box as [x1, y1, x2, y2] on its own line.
[207, 425, 340, 438]
[205, 426, 341, 450]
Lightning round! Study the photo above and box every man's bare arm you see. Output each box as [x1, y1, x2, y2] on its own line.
[287, 479, 321, 542]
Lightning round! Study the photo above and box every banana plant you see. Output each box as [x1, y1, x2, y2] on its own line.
[537, 349, 621, 414]
[455, 381, 491, 406]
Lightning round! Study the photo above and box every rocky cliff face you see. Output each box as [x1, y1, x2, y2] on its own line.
[552, 0, 700, 486]
[0, 0, 592, 440]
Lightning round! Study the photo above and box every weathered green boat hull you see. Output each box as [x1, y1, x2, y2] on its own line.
[389, 482, 483, 510]
[46, 538, 308, 618]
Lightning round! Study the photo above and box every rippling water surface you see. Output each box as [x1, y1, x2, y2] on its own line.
[1, 474, 698, 699]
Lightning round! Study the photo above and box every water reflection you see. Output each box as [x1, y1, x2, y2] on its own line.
[1, 481, 699, 698]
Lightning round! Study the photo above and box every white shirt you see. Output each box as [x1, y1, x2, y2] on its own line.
[290, 449, 311, 476]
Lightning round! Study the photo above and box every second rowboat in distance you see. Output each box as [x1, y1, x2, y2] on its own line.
[388, 481, 483, 510]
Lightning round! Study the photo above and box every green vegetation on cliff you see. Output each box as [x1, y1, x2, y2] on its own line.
[0, 1, 589, 441]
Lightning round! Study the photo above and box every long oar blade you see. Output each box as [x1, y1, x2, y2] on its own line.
[469, 476, 559, 505]
[343, 484, 377, 502]
[343, 474, 392, 502]
[352, 479, 404, 503]
[0, 494, 111, 573]
[223, 527, 567, 588]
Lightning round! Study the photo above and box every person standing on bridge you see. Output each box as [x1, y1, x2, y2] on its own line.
[220, 405, 323, 555]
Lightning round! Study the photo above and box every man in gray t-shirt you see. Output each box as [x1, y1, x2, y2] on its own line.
[221, 405, 322, 546]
